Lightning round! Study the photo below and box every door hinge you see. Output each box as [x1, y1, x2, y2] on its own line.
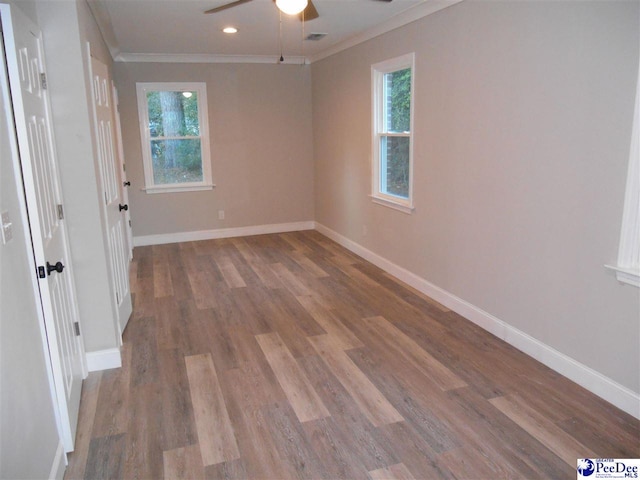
[74, 322, 81, 336]
[128, 220, 132, 228]
[40, 72, 47, 90]
[116, 291, 120, 305]
[37, 265, 46, 279]
[57, 204, 64, 220]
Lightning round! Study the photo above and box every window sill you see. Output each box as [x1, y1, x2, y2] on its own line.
[605, 265, 640, 288]
[370, 195, 415, 214]
[142, 184, 215, 194]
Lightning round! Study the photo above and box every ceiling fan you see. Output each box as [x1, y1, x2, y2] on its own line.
[204, 0, 393, 21]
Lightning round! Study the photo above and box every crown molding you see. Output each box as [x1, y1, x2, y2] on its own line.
[115, 52, 309, 65]
[85, 0, 121, 60]
[309, 0, 463, 64]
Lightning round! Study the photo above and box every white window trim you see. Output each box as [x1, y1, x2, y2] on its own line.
[136, 82, 213, 194]
[606, 61, 640, 287]
[371, 52, 416, 213]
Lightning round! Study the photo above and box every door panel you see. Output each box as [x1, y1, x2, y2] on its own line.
[1, 4, 86, 452]
[89, 53, 132, 335]
[112, 83, 133, 261]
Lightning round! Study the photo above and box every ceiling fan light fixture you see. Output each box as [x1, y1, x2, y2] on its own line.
[275, 0, 308, 16]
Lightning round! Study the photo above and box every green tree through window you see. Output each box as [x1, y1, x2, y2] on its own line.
[147, 91, 203, 184]
[384, 68, 411, 198]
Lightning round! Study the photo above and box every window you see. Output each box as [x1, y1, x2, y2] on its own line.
[372, 53, 415, 213]
[136, 82, 212, 193]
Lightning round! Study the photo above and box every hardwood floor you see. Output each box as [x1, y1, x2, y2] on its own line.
[65, 230, 639, 480]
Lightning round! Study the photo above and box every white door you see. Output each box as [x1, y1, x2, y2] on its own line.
[0, 4, 86, 451]
[112, 82, 133, 261]
[88, 52, 132, 335]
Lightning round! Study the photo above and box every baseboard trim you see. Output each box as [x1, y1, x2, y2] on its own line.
[133, 221, 316, 247]
[49, 441, 66, 480]
[86, 348, 122, 372]
[315, 222, 640, 419]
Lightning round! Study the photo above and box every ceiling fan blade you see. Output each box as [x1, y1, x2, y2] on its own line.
[299, 0, 319, 21]
[204, 0, 253, 14]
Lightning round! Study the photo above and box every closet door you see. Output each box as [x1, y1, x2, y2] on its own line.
[88, 51, 132, 335]
[0, 4, 86, 451]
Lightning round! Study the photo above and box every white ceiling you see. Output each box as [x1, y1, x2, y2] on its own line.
[90, 0, 458, 63]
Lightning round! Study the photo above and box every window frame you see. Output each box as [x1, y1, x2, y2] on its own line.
[605, 59, 639, 287]
[371, 52, 416, 214]
[136, 81, 213, 194]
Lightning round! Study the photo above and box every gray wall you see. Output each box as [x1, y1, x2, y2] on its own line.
[312, 1, 640, 393]
[0, 3, 62, 478]
[114, 62, 314, 239]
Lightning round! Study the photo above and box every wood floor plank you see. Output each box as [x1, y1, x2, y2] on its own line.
[128, 316, 159, 387]
[437, 445, 515, 480]
[296, 294, 364, 350]
[185, 353, 240, 466]
[187, 271, 217, 310]
[204, 459, 248, 480]
[368, 462, 416, 480]
[362, 316, 466, 391]
[84, 433, 126, 480]
[256, 331, 330, 423]
[153, 261, 174, 298]
[489, 394, 597, 467]
[64, 373, 102, 480]
[269, 262, 311, 296]
[298, 354, 399, 472]
[163, 445, 204, 480]
[376, 421, 456, 480]
[131, 272, 155, 320]
[302, 418, 369, 480]
[347, 345, 461, 455]
[261, 296, 318, 358]
[246, 260, 283, 289]
[308, 334, 404, 427]
[129, 260, 138, 295]
[158, 348, 198, 451]
[222, 381, 292, 479]
[91, 344, 131, 438]
[154, 297, 191, 353]
[226, 325, 266, 367]
[446, 387, 573, 478]
[223, 362, 286, 409]
[292, 251, 330, 278]
[122, 382, 164, 480]
[216, 255, 247, 289]
[260, 401, 332, 478]
[278, 232, 313, 254]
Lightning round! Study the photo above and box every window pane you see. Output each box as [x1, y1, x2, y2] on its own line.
[384, 68, 411, 133]
[150, 139, 203, 184]
[147, 91, 200, 138]
[381, 136, 410, 198]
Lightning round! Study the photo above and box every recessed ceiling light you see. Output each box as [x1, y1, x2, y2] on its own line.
[223, 27, 238, 34]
